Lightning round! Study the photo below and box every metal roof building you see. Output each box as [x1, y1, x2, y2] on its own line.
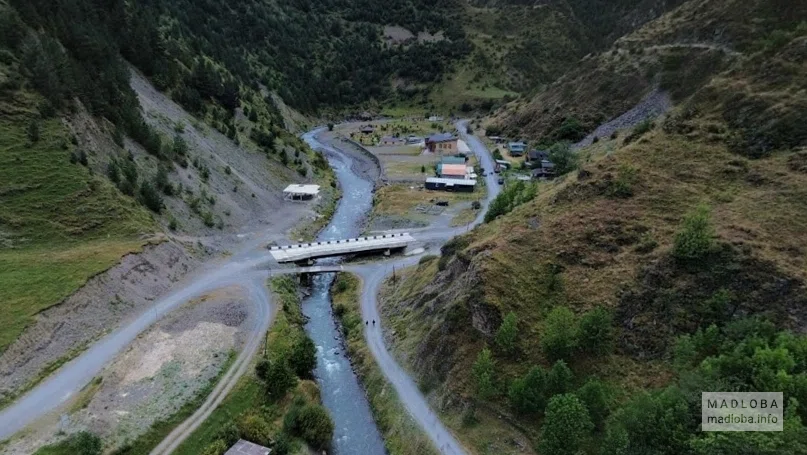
[425, 177, 477, 193]
[225, 440, 271, 455]
[283, 184, 320, 201]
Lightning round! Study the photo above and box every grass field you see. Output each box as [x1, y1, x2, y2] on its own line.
[331, 273, 438, 455]
[0, 95, 155, 354]
[373, 184, 484, 218]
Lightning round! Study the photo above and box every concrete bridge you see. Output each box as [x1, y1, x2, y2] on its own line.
[267, 265, 346, 275]
[268, 233, 416, 265]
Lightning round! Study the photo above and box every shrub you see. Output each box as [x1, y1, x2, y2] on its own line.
[154, 165, 173, 196]
[546, 360, 574, 397]
[200, 439, 227, 455]
[509, 365, 548, 415]
[549, 117, 587, 143]
[472, 347, 496, 400]
[237, 412, 272, 446]
[495, 312, 518, 355]
[576, 379, 610, 429]
[542, 307, 578, 361]
[538, 394, 593, 455]
[672, 204, 715, 261]
[548, 142, 577, 176]
[107, 161, 120, 184]
[287, 404, 334, 450]
[138, 181, 163, 213]
[172, 134, 188, 157]
[578, 307, 614, 357]
[608, 165, 638, 198]
[216, 421, 240, 446]
[290, 335, 317, 379]
[27, 119, 40, 142]
[272, 433, 292, 455]
[257, 357, 297, 400]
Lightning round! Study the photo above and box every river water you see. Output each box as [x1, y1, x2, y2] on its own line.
[300, 130, 386, 454]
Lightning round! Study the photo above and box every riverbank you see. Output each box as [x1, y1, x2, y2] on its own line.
[331, 273, 438, 455]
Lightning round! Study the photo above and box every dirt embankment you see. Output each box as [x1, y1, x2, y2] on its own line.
[0, 240, 208, 404]
[2, 288, 253, 455]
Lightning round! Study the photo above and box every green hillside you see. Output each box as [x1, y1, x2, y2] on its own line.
[381, 1, 807, 454]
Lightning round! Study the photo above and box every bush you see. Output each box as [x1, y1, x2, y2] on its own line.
[546, 360, 574, 397]
[27, 119, 40, 143]
[257, 357, 297, 400]
[542, 307, 578, 361]
[286, 404, 334, 450]
[576, 379, 609, 429]
[472, 347, 496, 400]
[272, 433, 292, 455]
[608, 165, 638, 198]
[138, 181, 163, 213]
[237, 412, 272, 446]
[289, 335, 317, 379]
[578, 307, 614, 357]
[495, 312, 518, 355]
[509, 365, 548, 415]
[548, 142, 577, 176]
[172, 135, 188, 157]
[539, 394, 593, 455]
[200, 439, 227, 455]
[672, 204, 715, 261]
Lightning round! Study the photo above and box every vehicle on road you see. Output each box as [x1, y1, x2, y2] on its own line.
[498, 178, 504, 185]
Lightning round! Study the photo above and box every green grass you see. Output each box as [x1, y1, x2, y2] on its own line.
[0, 95, 155, 354]
[0, 239, 149, 354]
[331, 273, 438, 455]
[110, 352, 236, 455]
[450, 208, 478, 227]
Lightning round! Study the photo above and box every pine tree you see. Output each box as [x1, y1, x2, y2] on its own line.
[472, 347, 496, 400]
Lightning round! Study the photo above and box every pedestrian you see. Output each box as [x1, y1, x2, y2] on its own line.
[372, 319, 375, 325]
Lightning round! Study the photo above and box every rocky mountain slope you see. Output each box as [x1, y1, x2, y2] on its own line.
[381, 1, 807, 453]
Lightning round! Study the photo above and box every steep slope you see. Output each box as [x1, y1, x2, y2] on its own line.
[381, 1, 807, 453]
[491, 0, 806, 145]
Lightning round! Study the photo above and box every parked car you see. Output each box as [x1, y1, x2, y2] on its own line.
[497, 178, 504, 185]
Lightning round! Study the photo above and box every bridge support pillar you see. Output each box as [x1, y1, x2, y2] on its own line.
[384, 249, 391, 256]
[298, 272, 311, 286]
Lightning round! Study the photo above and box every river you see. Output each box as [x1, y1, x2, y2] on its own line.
[300, 130, 386, 454]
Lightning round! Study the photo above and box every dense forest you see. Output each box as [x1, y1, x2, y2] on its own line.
[140, 0, 470, 111]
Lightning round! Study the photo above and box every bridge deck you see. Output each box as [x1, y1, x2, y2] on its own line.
[268, 233, 415, 263]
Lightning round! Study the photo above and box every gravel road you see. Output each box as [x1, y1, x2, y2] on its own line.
[0, 121, 497, 455]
